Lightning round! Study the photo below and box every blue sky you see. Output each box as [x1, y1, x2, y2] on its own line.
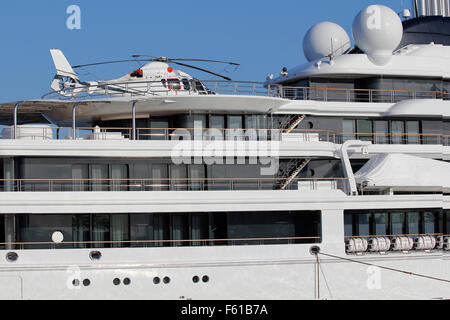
[0, 0, 407, 102]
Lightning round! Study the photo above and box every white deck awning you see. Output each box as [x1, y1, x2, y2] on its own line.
[354, 153, 450, 192]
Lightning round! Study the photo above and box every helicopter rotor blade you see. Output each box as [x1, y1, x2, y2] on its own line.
[170, 58, 239, 66]
[132, 55, 239, 66]
[71, 57, 235, 80]
[171, 61, 232, 81]
[72, 59, 155, 69]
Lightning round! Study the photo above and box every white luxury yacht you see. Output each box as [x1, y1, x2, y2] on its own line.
[0, 0, 449, 300]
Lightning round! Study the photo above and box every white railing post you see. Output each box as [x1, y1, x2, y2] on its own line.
[132, 100, 137, 140]
[72, 102, 81, 140]
[13, 101, 23, 139]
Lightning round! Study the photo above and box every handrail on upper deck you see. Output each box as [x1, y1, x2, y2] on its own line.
[40, 78, 450, 102]
[1, 125, 448, 146]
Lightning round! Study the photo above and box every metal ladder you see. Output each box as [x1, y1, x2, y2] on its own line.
[280, 114, 306, 133]
[277, 158, 311, 190]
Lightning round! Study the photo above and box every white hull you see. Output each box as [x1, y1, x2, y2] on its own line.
[1, 245, 448, 300]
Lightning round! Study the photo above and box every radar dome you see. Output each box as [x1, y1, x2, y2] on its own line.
[352, 5, 403, 65]
[303, 21, 351, 62]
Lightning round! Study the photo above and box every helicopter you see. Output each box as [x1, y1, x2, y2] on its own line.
[49, 49, 239, 98]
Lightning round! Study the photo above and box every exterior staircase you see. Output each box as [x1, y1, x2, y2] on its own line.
[280, 114, 306, 133]
[276, 158, 311, 190]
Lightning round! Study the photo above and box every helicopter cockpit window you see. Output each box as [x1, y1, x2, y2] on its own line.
[182, 79, 190, 91]
[167, 78, 181, 90]
[193, 79, 208, 94]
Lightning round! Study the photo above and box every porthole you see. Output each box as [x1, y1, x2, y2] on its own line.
[163, 276, 170, 284]
[202, 275, 209, 283]
[123, 278, 131, 285]
[72, 279, 80, 287]
[89, 251, 102, 260]
[83, 279, 91, 286]
[6, 252, 18, 262]
[153, 277, 161, 284]
[113, 278, 121, 286]
[192, 276, 199, 283]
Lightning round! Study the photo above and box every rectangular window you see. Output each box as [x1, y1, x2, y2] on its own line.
[189, 165, 205, 191]
[407, 212, 420, 235]
[72, 164, 88, 191]
[342, 120, 356, 142]
[391, 121, 405, 144]
[130, 214, 153, 247]
[344, 212, 353, 237]
[390, 212, 405, 235]
[72, 215, 90, 248]
[373, 213, 388, 235]
[227, 115, 244, 140]
[244, 115, 259, 141]
[358, 213, 371, 236]
[423, 211, 437, 234]
[190, 213, 209, 246]
[0, 215, 5, 250]
[153, 214, 170, 247]
[16, 214, 74, 249]
[11, 211, 323, 250]
[170, 164, 187, 191]
[171, 214, 189, 247]
[445, 211, 450, 235]
[111, 164, 128, 191]
[176, 114, 206, 138]
[357, 119, 373, 142]
[226, 211, 321, 245]
[406, 121, 420, 144]
[208, 212, 228, 245]
[210, 115, 225, 129]
[92, 214, 110, 248]
[345, 210, 442, 240]
[151, 164, 168, 191]
[149, 118, 169, 140]
[111, 214, 129, 248]
[374, 120, 388, 144]
[207, 115, 225, 141]
[90, 164, 109, 191]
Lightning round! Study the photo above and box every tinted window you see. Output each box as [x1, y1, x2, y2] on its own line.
[182, 79, 190, 91]
[0, 215, 4, 249]
[167, 79, 181, 90]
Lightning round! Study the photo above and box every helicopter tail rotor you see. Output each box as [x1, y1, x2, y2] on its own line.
[49, 49, 83, 96]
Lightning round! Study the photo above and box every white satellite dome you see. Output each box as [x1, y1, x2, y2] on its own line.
[352, 4, 403, 66]
[303, 21, 351, 62]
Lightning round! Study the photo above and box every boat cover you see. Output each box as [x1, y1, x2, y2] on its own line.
[354, 153, 450, 192]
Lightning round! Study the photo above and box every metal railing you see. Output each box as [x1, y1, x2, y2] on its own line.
[41, 79, 450, 103]
[0, 177, 345, 193]
[0, 235, 322, 250]
[41, 80, 279, 100]
[280, 86, 449, 103]
[1, 125, 448, 146]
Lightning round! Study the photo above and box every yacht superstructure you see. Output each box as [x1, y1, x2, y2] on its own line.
[0, 1, 449, 300]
